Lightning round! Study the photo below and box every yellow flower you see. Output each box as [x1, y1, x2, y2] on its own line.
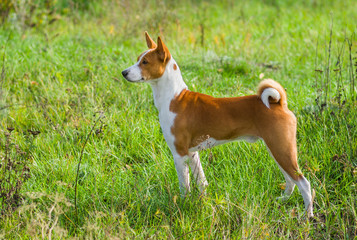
[109, 25, 115, 35]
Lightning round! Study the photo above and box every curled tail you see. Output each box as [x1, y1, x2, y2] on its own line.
[257, 79, 287, 109]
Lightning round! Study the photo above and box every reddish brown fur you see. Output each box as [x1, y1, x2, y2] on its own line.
[140, 35, 171, 81]
[257, 79, 287, 107]
[170, 89, 302, 181]
[145, 31, 157, 49]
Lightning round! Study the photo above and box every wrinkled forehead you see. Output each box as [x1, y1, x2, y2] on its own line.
[136, 50, 148, 61]
[136, 49, 155, 62]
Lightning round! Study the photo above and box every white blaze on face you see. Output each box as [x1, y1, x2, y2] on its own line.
[122, 50, 150, 82]
[123, 64, 143, 82]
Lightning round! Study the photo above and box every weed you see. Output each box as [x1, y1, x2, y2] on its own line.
[0, 127, 33, 215]
[74, 110, 105, 222]
[16, 192, 72, 239]
[0, 0, 12, 24]
[313, 20, 356, 113]
[0, 0, 356, 238]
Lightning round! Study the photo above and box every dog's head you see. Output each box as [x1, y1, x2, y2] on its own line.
[122, 32, 171, 83]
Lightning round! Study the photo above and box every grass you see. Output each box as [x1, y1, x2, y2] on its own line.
[0, 0, 356, 238]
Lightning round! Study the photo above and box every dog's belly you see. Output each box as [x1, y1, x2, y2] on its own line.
[188, 135, 259, 152]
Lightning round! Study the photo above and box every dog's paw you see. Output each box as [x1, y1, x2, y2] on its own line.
[276, 195, 290, 202]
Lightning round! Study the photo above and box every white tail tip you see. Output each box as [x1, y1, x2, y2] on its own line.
[261, 88, 280, 108]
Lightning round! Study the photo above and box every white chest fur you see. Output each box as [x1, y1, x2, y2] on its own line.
[149, 58, 187, 156]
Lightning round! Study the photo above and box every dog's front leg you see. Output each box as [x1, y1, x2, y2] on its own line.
[173, 154, 190, 196]
[189, 152, 208, 193]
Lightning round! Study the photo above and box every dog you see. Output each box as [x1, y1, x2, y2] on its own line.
[122, 32, 313, 217]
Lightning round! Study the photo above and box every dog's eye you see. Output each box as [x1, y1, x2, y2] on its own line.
[142, 59, 148, 65]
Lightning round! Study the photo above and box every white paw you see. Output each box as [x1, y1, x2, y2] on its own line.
[305, 208, 314, 218]
[276, 195, 290, 201]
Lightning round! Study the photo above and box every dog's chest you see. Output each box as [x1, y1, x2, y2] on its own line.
[158, 104, 177, 151]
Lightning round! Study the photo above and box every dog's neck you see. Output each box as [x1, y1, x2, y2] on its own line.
[149, 58, 188, 112]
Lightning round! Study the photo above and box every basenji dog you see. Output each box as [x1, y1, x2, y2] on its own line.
[122, 32, 313, 217]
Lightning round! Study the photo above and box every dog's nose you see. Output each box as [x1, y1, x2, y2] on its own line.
[122, 70, 129, 77]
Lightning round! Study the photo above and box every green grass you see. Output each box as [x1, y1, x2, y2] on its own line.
[0, 0, 356, 238]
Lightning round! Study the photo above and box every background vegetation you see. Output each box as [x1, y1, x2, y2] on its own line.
[0, 0, 356, 238]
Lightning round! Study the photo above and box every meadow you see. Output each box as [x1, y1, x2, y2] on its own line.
[0, 0, 356, 238]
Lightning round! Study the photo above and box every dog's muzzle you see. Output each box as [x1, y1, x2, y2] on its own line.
[122, 69, 129, 78]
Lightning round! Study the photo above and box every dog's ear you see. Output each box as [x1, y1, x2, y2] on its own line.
[156, 36, 171, 62]
[145, 31, 157, 49]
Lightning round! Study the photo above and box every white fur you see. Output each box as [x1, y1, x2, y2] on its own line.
[264, 141, 313, 217]
[189, 152, 208, 192]
[124, 56, 190, 194]
[122, 50, 150, 82]
[124, 50, 313, 216]
[125, 63, 143, 82]
[148, 58, 187, 153]
[189, 136, 259, 152]
[149, 58, 187, 111]
[261, 88, 280, 108]
[146, 58, 191, 194]
[295, 177, 313, 217]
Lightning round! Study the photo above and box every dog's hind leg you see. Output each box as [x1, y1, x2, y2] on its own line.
[265, 139, 313, 217]
[189, 152, 208, 193]
[262, 114, 313, 217]
[293, 175, 313, 217]
[276, 164, 296, 201]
